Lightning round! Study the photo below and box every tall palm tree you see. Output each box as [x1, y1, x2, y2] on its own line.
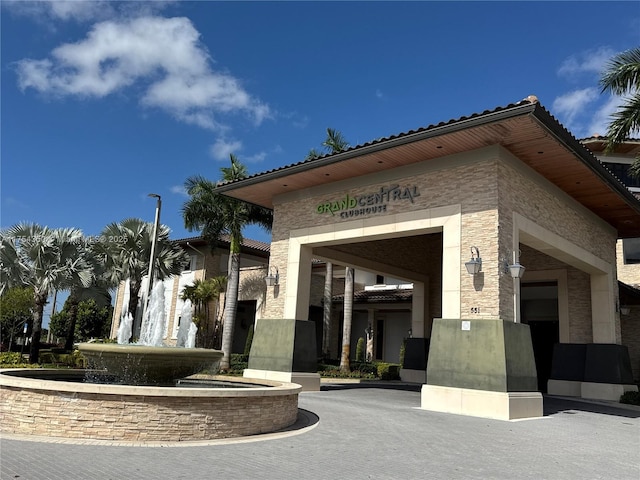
[182, 154, 273, 370]
[340, 267, 354, 372]
[96, 218, 188, 340]
[600, 47, 640, 174]
[307, 128, 353, 361]
[59, 236, 96, 350]
[322, 128, 350, 153]
[322, 261, 333, 357]
[305, 127, 351, 160]
[1, 224, 93, 363]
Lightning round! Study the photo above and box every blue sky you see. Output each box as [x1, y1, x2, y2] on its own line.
[2, 0, 639, 247]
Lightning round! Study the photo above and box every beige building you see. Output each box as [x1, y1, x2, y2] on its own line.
[214, 96, 640, 420]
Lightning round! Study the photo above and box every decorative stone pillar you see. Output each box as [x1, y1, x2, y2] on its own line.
[421, 318, 543, 420]
[244, 318, 320, 391]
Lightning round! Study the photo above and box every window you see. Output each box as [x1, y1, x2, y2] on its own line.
[623, 238, 640, 264]
[183, 255, 198, 272]
[376, 275, 384, 284]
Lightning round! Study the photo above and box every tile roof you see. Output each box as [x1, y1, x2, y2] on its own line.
[333, 289, 413, 304]
[212, 95, 640, 237]
[173, 235, 270, 254]
[216, 97, 542, 188]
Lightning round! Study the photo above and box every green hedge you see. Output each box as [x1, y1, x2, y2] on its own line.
[0, 351, 39, 368]
[317, 361, 401, 380]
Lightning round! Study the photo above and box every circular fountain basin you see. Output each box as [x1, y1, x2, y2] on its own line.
[0, 369, 302, 442]
[77, 343, 223, 385]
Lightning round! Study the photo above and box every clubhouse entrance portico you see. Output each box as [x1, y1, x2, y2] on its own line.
[216, 96, 640, 420]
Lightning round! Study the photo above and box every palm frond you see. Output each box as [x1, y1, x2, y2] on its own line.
[600, 47, 640, 95]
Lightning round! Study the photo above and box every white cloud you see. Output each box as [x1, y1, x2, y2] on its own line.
[552, 87, 599, 133]
[2, 0, 173, 23]
[244, 152, 267, 164]
[553, 88, 599, 122]
[210, 138, 243, 161]
[557, 47, 616, 79]
[15, 16, 271, 131]
[585, 95, 624, 138]
[170, 185, 187, 196]
[375, 89, 384, 99]
[2, 0, 114, 22]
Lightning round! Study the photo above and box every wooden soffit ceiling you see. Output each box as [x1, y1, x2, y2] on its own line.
[215, 99, 640, 238]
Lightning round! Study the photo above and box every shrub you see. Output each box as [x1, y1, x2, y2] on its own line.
[225, 353, 248, 376]
[375, 362, 401, 380]
[350, 362, 378, 376]
[355, 337, 365, 362]
[0, 351, 38, 368]
[620, 390, 640, 405]
[318, 364, 376, 379]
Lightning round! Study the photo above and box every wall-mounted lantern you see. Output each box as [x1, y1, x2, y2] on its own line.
[465, 246, 482, 275]
[264, 266, 279, 287]
[506, 250, 525, 279]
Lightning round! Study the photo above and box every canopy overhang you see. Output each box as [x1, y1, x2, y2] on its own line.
[214, 97, 640, 238]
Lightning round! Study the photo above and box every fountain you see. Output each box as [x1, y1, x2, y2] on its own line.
[0, 281, 302, 442]
[79, 282, 222, 386]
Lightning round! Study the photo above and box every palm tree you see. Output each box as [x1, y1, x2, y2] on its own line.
[599, 47, 640, 174]
[0, 234, 29, 297]
[181, 276, 227, 348]
[322, 128, 350, 153]
[306, 128, 352, 361]
[182, 154, 273, 370]
[59, 236, 96, 350]
[322, 261, 333, 357]
[340, 267, 354, 372]
[1, 224, 93, 363]
[96, 218, 188, 340]
[305, 127, 351, 160]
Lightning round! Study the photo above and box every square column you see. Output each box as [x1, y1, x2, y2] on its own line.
[422, 318, 542, 420]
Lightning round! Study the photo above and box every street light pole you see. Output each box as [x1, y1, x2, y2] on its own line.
[144, 194, 162, 319]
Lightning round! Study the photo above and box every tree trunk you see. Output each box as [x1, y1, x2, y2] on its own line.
[322, 262, 333, 358]
[340, 267, 354, 372]
[219, 252, 240, 371]
[128, 280, 141, 341]
[28, 294, 46, 364]
[64, 290, 80, 351]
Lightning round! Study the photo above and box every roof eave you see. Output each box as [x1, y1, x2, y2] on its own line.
[213, 101, 539, 195]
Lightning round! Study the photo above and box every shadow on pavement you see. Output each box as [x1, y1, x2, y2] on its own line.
[320, 382, 421, 392]
[543, 395, 640, 418]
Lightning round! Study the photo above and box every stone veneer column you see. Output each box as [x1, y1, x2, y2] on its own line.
[283, 239, 313, 320]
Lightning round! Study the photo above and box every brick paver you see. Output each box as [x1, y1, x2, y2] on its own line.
[1, 383, 639, 480]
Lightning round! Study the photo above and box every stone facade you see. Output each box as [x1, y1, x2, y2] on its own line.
[263, 146, 619, 347]
[0, 374, 299, 442]
[617, 240, 640, 287]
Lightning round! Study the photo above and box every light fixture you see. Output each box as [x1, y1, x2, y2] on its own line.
[506, 250, 525, 279]
[264, 266, 279, 287]
[465, 246, 482, 275]
[508, 262, 526, 278]
[621, 306, 631, 316]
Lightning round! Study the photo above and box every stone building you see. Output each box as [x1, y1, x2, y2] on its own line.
[213, 96, 640, 420]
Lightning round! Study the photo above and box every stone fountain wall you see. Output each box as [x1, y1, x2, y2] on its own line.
[0, 371, 301, 442]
